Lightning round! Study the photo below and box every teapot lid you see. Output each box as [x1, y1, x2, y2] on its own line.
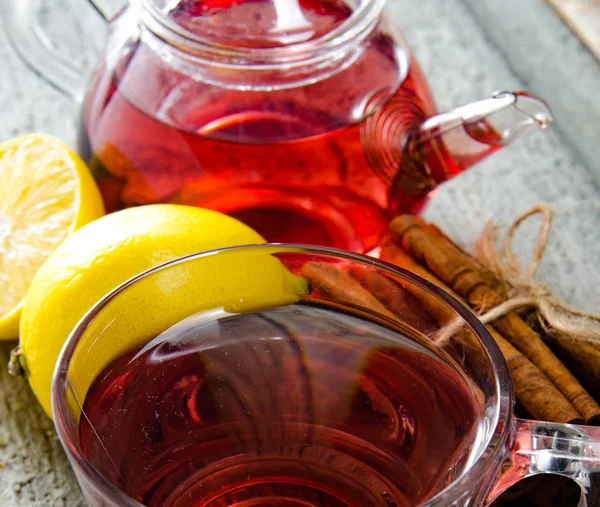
[160, 0, 355, 48]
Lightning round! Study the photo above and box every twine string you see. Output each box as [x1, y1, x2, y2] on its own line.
[473, 204, 600, 343]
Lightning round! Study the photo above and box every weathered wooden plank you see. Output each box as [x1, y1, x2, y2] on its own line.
[0, 344, 85, 506]
[460, 0, 600, 185]
[546, 0, 600, 61]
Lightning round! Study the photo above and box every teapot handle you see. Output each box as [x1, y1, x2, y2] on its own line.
[2, 0, 125, 102]
[488, 418, 600, 506]
[87, 0, 126, 22]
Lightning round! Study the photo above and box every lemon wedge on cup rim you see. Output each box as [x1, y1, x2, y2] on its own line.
[0, 134, 105, 340]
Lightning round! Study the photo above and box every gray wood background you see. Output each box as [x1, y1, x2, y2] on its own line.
[0, 0, 599, 504]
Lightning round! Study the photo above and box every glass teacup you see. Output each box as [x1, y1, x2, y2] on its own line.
[51, 245, 600, 506]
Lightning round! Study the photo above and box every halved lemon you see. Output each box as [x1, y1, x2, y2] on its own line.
[0, 134, 105, 340]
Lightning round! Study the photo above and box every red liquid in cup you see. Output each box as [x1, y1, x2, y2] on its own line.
[80, 303, 480, 507]
[78, 0, 435, 253]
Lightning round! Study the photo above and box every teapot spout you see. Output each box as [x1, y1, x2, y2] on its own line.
[416, 90, 553, 174]
[374, 91, 553, 212]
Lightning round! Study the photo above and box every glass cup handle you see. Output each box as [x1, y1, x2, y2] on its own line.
[489, 418, 600, 506]
[2, 0, 125, 102]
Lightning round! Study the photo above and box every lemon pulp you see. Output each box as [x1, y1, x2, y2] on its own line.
[0, 134, 105, 339]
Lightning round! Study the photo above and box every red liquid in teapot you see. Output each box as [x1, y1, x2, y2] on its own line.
[78, 0, 435, 252]
[79, 303, 481, 507]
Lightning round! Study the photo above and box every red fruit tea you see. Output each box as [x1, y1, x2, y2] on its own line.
[80, 302, 481, 507]
[78, 0, 435, 252]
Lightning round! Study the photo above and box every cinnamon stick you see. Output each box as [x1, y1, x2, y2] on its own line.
[527, 318, 600, 401]
[380, 238, 464, 322]
[551, 333, 600, 414]
[303, 260, 485, 410]
[389, 215, 600, 424]
[492, 329, 582, 424]
[301, 262, 394, 319]
[381, 239, 582, 424]
[496, 314, 599, 424]
[347, 265, 438, 332]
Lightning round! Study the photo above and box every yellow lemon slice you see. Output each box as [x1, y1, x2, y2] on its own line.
[18, 205, 307, 418]
[0, 134, 105, 340]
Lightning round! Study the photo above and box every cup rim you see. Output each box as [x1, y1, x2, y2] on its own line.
[51, 243, 513, 506]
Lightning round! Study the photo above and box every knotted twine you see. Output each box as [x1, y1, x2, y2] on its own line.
[473, 204, 600, 343]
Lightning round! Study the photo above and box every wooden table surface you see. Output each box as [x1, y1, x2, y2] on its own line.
[0, 0, 599, 504]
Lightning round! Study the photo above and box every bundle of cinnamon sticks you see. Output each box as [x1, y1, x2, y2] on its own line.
[302, 215, 600, 425]
[384, 215, 600, 425]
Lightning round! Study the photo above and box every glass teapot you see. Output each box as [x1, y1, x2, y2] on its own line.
[6, 0, 552, 253]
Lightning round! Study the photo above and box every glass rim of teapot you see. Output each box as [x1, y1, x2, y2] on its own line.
[140, 0, 388, 66]
[51, 243, 513, 507]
